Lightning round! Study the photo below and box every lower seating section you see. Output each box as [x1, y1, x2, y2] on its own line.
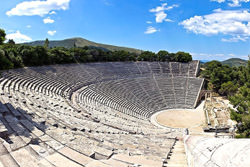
[0, 72, 179, 167]
[0, 61, 203, 166]
[78, 76, 203, 119]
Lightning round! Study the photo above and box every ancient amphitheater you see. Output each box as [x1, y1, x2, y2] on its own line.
[0, 61, 249, 167]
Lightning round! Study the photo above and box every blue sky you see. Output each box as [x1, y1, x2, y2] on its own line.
[1, 0, 250, 60]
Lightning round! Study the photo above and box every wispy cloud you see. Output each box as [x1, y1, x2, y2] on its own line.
[144, 26, 159, 34]
[221, 35, 248, 42]
[102, 0, 112, 6]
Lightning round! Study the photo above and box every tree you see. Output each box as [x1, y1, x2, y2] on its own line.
[157, 50, 169, 61]
[0, 29, 6, 45]
[44, 38, 49, 49]
[219, 81, 238, 96]
[0, 49, 14, 70]
[175, 51, 192, 62]
[138, 51, 156, 61]
[7, 39, 15, 45]
[168, 53, 176, 61]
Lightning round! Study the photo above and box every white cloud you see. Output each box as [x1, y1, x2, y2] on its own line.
[221, 35, 249, 42]
[229, 53, 236, 57]
[144, 26, 159, 34]
[48, 30, 56, 36]
[6, 31, 32, 43]
[26, 25, 31, 28]
[155, 11, 167, 23]
[165, 18, 174, 22]
[228, 0, 250, 7]
[211, 0, 250, 7]
[150, 3, 178, 23]
[49, 11, 56, 15]
[191, 52, 248, 61]
[180, 9, 250, 42]
[43, 17, 55, 24]
[211, 0, 226, 3]
[146, 21, 152, 24]
[6, 0, 70, 17]
[150, 3, 167, 13]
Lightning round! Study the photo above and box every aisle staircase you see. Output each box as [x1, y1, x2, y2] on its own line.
[163, 139, 188, 167]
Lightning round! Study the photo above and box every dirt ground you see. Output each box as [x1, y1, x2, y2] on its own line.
[156, 109, 205, 133]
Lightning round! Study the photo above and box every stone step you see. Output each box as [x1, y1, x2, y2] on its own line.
[169, 156, 186, 161]
[164, 140, 188, 167]
[172, 148, 185, 151]
[100, 158, 131, 167]
[58, 146, 93, 166]
[167, 161, 187, 165]
[0, 153, 20, 167]
[171, 150, 185, 154]
[45, 152, 83, 167]
[0, 142, 9, 156]
[166, 164, 188, 167]
[172, 146, 184, 149]
[10, 146, 42, 167]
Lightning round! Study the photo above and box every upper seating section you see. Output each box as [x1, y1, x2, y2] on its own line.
[0, 61, 200, 99]
[0, 61, 202, 119]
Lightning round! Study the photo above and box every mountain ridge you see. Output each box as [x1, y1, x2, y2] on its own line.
[23, 37, 142, 54]
[221, 58, 248, 67]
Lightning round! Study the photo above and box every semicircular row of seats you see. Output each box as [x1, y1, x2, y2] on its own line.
[0, 61, 202, 167]
[77, 76, 203, 119]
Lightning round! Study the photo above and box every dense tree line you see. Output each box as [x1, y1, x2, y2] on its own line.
[201, 61, 250, 138]
[0, 28, 192, 70]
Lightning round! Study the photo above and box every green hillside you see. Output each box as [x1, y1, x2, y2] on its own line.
[221, 58, 248, 67]
[24, 37, 142, 54]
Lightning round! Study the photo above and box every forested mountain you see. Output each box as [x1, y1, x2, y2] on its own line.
[0, 28, 193, 70]
[24, 37, 142, 54]
[222, 58, 248, 67]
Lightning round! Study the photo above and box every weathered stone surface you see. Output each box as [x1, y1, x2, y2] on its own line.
[9, 135, 27, 151]
[93, 146, 113, 160]
[39, 134, 64, 151]
[0, 143, 8, 156]
[85, 160, 113, 167]
[5, 115, 18, 123]
[45, 152, 82, 167]
[58, 146, 93, 166]
[112, 154, 163, 167]
[185, 136, 250, 167]
[0, 153, 19, 167]
[20, 120, 44, 137]
[0, 120, 8, 136]
[10, 147, 40, 167]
